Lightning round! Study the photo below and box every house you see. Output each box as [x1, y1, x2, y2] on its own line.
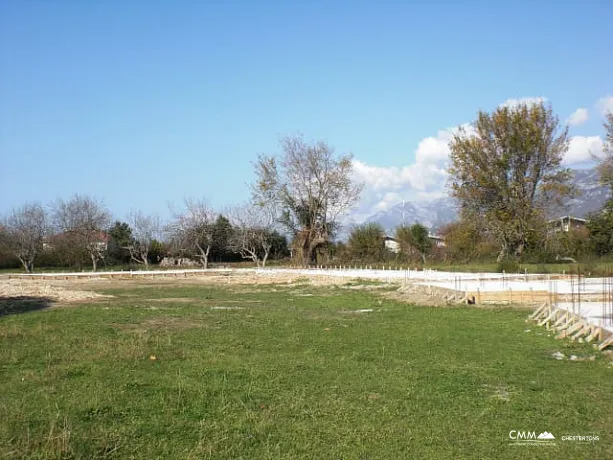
[384, 236, 400, 253]
[428, 234, 446, 247]
[384, 234, 446, 252]
[89, 231, 110, 252]
[548, 216, 588, 233]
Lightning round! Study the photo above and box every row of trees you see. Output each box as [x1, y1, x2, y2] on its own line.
[2, 135, 361, 272]
[341, 223, 434, 264]
[331, 219, 606, 267]
[0, 196, 290, 272]
[2, 105, 612, 272]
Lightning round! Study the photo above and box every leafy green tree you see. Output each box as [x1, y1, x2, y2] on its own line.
[210, 215, 237, 262]
[584, 114, 613, 257]
[596, 111, 613, 196]
[107, 221, 133, 264]
[347, 223, 385, 261]
[586, 200, 613, 256]
[315, 241, 343, 264]
[267, 230, 289, 260]
[395, 223, 432, 263]
[148, 239, 166, 264]
[448, 102, 572, 262]
[439, 221, 483, 263]
[0, 226, 20, 269]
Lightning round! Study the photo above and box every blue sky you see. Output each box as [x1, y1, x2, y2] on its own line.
[1, 1, 612, 222]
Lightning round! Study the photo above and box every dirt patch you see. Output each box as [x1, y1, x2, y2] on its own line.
[0, 279, 112, 303]
[384, 287, 533, 309]
[5, 270, 404, 292]
[383, 289, 456, 307]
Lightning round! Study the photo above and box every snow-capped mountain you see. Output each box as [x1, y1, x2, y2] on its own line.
[364, 167, 609, 234]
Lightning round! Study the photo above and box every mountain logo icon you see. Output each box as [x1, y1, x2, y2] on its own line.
[537, 432, 555, 440]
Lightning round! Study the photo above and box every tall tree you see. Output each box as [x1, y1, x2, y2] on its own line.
[2, 203, 47, 273]
[448, 102, 572, 262]
[51, 195, 111, 271]
[252, 135, 363, 265]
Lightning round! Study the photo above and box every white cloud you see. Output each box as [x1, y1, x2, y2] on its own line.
[415, 190, 448, 201]
[351, 126, 463, 223]
[374, 192, 403, 212]
[596, 96, 613, 116]
[349, 96, 606, 224]
[499, 97, 547, 109]
[567, 108, 588, 126]
[564, 136, 604, 165]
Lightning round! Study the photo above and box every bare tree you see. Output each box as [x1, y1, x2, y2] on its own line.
[124, 211, 161, 268]
[52, 195, 111, 271]
[252, 135, 363, 265]
[228, 203, 276, 267]
[168, 198, 215, 269]
[2, 203, 47, 273]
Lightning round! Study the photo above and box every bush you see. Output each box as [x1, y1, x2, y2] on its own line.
[535, 263, 550, 274]
[497, 258, 519, 273]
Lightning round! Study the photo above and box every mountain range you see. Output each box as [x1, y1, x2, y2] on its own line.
[365, 167, 610, 234]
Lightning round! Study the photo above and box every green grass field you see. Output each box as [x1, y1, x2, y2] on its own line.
[1, 281, 612, 459]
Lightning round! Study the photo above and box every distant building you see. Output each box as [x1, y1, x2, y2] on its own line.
[384, 234, 445, 252]
[428, 234, 446, 247]
[548, 216, 588, 233]
[384, 236, 400, 253]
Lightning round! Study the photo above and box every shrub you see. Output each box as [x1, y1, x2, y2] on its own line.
[497, 258, 519, 273]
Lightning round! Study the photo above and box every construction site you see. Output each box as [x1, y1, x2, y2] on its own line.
[5, 265, 613, 351]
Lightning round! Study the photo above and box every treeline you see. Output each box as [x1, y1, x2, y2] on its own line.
[0, 196, 289, 272]
[2, 105, 613, 273]
[324, 223, 439, 265]
[325, 216, 613, 270]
